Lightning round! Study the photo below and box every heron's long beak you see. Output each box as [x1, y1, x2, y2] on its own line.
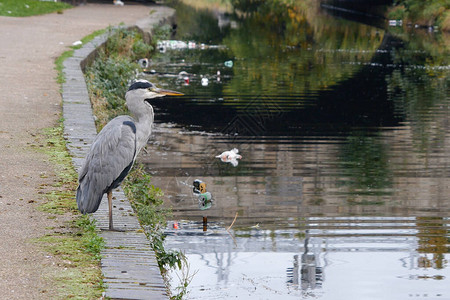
[153, 87, 184, 96]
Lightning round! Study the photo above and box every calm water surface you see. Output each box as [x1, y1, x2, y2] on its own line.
[139, 2, 450, 299]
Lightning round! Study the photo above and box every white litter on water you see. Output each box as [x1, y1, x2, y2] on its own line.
[215, 148, 242, 167]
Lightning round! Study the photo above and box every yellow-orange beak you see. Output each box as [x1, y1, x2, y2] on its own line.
[153, 87, 184, 96]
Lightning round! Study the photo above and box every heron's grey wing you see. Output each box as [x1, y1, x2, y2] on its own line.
[76, 116, 137, 213]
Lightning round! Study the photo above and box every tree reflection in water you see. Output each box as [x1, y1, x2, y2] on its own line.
[140, 0, 449, 298]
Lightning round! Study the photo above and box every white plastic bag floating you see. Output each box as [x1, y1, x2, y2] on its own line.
[215, 148, 242, 167]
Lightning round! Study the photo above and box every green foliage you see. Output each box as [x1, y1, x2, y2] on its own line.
[388, 5, 407, 20]
[0, 0, 72, 17]
[104, 27, 155, 60]
[76, 216, 105, 261]
[133, 39, 155, 58]
[392, 0, 450, 27]
[150, 228, 184, 271]
[84, 27, 165, 129]
[123, 164, 165, 226]
[86, 52, 137, 119]
[229, 0, 266, 13]
[122, 164, 184, 271]
[152, 23, 173, 41]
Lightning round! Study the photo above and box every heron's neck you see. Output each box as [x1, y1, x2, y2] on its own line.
[133, 109, 154, 154]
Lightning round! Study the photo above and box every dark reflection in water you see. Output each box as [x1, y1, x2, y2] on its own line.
[138, 1, 449, 299]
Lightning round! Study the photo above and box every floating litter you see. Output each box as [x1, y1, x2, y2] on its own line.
[193, 179, 207, 194]
[198, 192, 212, 210]
[138, 58, 149, 69]
[216, 148, 242, 167]
[224, 60, 233, 68]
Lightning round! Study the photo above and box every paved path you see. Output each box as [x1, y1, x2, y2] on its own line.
[0, 3, 171, 299]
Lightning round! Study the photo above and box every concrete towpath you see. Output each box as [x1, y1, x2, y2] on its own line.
[0, 2, 172, 299]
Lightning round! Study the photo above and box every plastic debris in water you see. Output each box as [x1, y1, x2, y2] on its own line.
[138, 58, 149, 69]
[224, 60, 233, 68]
[389, 20, 402, 26]
[217, 70, 221, 82]
[178, 71, 188, 77]
[201, 77, 209, 86]
[216, 148, 242, 167]
[193, 179, 212, 210]
[157, 40, 226, 52]
[198, 192, 212, 210]
[157, 40, 188, 50]
[177, 71, 190, 85]
[193, 179, 207, 194]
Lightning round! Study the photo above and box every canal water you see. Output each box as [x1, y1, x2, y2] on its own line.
[139, 1, 450, 299]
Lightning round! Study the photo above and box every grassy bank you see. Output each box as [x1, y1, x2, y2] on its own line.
[0, 0, 72, 17]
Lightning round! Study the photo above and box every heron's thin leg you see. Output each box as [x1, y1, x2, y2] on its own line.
[107, 190, 113, 230]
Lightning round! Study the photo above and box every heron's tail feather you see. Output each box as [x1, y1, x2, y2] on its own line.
[76, 179, 103, 214]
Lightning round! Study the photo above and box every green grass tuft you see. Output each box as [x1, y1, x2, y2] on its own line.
[35, 216, 105, 299]
[0, 0, 72, 17]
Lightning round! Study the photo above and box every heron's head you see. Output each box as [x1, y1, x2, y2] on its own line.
[125, 80, 183, 113]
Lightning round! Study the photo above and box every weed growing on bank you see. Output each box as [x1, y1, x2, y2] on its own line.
[85, 26, 170, 130]
[122, 164, 184, 271]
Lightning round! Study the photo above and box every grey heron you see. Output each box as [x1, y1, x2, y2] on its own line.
[76, 79, 183, 230]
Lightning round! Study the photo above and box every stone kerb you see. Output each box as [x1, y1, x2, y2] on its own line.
[62, 28, 168, 299]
